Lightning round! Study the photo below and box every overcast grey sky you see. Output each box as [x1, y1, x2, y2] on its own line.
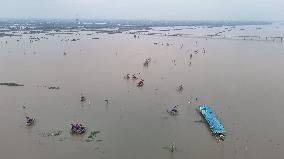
[0, 0, 283, 21]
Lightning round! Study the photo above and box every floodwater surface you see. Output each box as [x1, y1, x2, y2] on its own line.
[0, 24, 284, 159]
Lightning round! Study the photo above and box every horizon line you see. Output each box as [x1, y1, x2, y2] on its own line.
[0, 18, 278, 23]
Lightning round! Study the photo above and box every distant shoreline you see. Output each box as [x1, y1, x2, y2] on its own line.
[0, 19, 272, 32]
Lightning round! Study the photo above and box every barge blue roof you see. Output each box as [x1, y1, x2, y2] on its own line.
[199, 105, 225, 134]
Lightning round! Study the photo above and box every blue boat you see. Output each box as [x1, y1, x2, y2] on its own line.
[199, 105, 225, 140]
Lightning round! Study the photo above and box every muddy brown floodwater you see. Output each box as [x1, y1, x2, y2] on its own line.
[0, 24, 284, 159]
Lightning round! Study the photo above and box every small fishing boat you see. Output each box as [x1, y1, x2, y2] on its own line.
[81, 95, 86, 102]
[162, 142, 177, 153]
[25, 116, 35, 126]
[167, 105, 178, 115]
[71, 124, 87, 134]
[199, 105, 225, 140]
[137, 80, 144, 87]
[143, 60, 149, 66]
[124, 74, 130, 79]
[143, 58, 151, 66]
[132, 74, 138, 80]
[177, 85, 183, 91]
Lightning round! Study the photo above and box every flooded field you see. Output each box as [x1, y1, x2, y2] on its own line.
[0, 23, 284, 159]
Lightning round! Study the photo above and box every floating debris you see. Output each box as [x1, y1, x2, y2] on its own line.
[81, 131, 101, 142]
[58, 137, 67, 142]
[50, 130, 62, 136]
[39, 130, 62, 137]
[48, 86, 60, 90]
[163, 142, 177, 153]
[96, 139, 103, 142]
[84, 138, 94, 142]
[88, 130, 100, 139]
[0, 83, 24, 86]
[194, 119, 205, 123]
[180, 43, 184, 49]
[188, 100, 191, 104]
[177, 84, 183, 92]
[36, 85, 60, 90]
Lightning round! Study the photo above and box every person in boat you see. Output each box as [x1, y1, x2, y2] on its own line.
[168, 105, 178, 115]
[172, 105, 178, 112]
[26, 116, 34, 125]
[171, 108, 177, 114]
[132, 74, 138, 79]
[144, 60, 149, 66]
[170, 143, 176, 152]
[144, 58, 151, 66]
[81, 95, 86, 102]
[26, 116, 31, 121]
[71, 123, 86, 134]
[137, 79, 144, 86]
[178, 84, 183, 91]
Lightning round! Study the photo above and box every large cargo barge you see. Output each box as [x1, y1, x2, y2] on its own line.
[199, 105, 225, 140]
